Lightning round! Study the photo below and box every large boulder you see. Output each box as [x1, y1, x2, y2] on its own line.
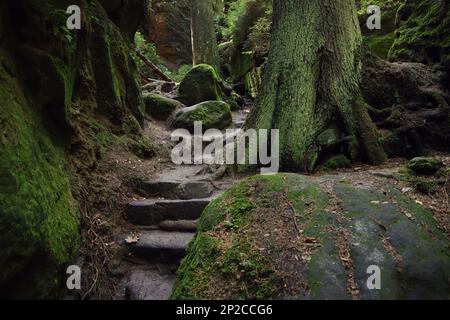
[143, 93, 182, 121]
[178, 64, 224, 106]
[172, 101, 232, 132]
[172, 174, 450, 300]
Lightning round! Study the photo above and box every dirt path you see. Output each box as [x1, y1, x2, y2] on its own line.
[106, 101, 448, 300]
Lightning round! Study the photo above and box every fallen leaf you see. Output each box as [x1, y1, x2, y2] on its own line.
[125, 234, 140, 244]
[304, 237, 320, 244]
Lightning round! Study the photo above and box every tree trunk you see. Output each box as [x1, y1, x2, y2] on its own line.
[191, 0, 220, 71]
[245, 0, 386, 171]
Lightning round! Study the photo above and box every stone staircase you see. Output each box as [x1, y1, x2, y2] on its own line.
[119, 177, 217, 300]
[115, 103, 249, 300]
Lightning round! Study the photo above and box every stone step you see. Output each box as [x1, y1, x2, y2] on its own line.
[124, 269, 175, 300]
[159, 220, 198, 232]
[127, 230, 195, 262]
[125, 198, 211, 225]
[140, 180, 213, 200]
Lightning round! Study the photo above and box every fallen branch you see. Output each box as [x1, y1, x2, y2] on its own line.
[287, 201, 302, 238]
[139, 72, 151, 85]
[135, 50, 173, 82]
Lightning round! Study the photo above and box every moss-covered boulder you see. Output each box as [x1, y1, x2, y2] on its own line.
[172, 174, 450, 300]
[318, 155, 352, 171]
[143, 93, 182, 121]
[178, 64, 224, 106]
[172, 101, 232, 132]
[407, 157, 443, 175]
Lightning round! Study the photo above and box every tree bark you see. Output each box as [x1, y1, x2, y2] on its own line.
[245, 0, 386, 171]
[191, 0, 220, 71]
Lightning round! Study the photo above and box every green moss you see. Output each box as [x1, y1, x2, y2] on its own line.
[170, 234, 221, 300]
[143, 93, 181, 120]
[353, 96, 387, 165]
[172, 174, 331, 299]
[0, 51, 79, 298]
[87, 116, 154, 159]
[174, 173, 450, 300]
[364, 32, 396, 59]
[89, 2, 145, 125]
[178, 64, 225, 106]
[389, 0, 450, 70]
[318, 155, 352, 172]
[407, 157, 443, 175]
[173, 101, 232, 132]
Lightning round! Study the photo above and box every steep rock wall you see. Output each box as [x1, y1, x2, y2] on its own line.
[0, 0, 150, 298]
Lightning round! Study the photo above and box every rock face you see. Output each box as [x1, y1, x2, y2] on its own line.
[171, 174, 450, 300]
[407, 157, 443, 175]
[143, 93, 182, 120]
[145, 0, 192, 70]
[178, 64, 225, 106]
[361, 50, 450, 157]
[98, 0, 151, 41]
[389, 0, 450, 89]
[172, 101, 232, 132]
[0, 0, 149, 298]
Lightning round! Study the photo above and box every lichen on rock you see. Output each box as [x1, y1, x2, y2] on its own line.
[172, 173, 450, 300]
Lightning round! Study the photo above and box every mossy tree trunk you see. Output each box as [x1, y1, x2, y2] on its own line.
[191, 0, 220, 71]
[245, 0, 386, 171]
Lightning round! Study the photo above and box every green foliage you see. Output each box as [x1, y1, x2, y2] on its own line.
[221, 0, 272, 53]
[134, 31, 171, 79]
[389, 0, 450, 69]
[171, 64, 192, 83]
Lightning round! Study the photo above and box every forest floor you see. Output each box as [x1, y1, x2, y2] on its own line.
[68, 101, 449, 300]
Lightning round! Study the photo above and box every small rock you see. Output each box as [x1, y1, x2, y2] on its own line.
[401, 187, 412, 193]
[407, 157, 443, 175]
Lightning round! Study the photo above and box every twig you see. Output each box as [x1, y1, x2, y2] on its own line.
[82, 265, 99, 300]
[287, 201, 302, 238]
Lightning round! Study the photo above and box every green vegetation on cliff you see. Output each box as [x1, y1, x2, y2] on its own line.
[0, 50, 79, 298]
[0, 0, 153, 298]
